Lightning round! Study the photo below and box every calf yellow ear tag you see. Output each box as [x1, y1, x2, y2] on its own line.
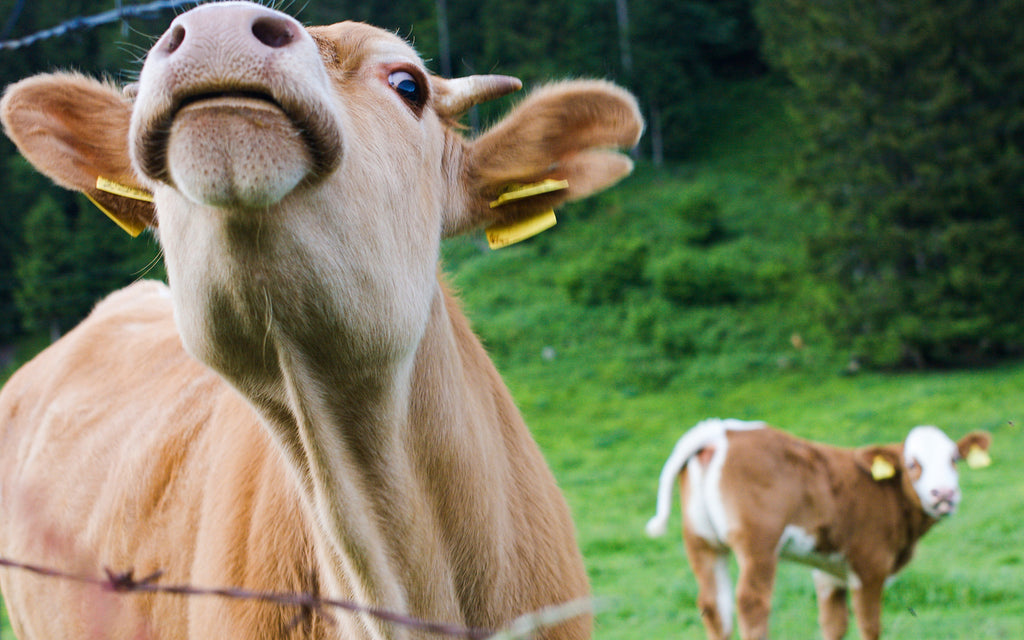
[966, 445, 991, 469]
[485, 179, 568, 250]
[871, 456, 896, 481]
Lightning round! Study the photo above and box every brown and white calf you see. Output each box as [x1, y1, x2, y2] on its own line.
[645, 418, 991, 640]
[0, 2, 643, 639]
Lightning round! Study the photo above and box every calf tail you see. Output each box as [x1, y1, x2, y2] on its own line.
[645, 419, 726, 537]
[645, 418, 765, 538]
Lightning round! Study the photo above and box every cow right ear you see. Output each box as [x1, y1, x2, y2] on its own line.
[443, 79, 643, 241]
[855, 447, 902, 482]
[2, 73, 156, 236]
[957, 431, 992, 469]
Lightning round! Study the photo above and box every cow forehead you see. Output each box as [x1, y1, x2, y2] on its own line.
[904, 425, 957, 465]
[309, 21, 425, 73]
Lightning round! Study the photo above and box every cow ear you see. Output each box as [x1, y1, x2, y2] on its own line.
[855, 446, 902, 482]
[2, 73, 156, 236]
[957, 431, 992, 469]
[444, 80, 643, 240]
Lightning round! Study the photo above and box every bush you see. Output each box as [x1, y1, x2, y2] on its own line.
[670, 189, 731, 246]
[649, 240, 782, 306]
[561, 237, 650, 307]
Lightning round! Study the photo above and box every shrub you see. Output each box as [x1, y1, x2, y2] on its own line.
[561, 237, 650, 307]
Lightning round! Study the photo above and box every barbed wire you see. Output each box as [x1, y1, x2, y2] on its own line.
[0, 0, 202, 50]
[0, 554, 593, 639]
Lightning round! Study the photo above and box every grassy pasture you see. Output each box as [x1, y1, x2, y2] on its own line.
[514, 359, 1024, 639]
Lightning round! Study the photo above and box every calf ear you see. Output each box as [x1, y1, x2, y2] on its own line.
[957, 431, 992, 469]
[1, 73, 155, 235]
[855, 446, 903, 482]
[444, 80, 643, 238]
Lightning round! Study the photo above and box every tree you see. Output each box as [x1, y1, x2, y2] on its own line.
[0, 0, 164, 342]
[14, 194, 73, 340]
[758, 0, 1024, 366]
[632, 0, 762, 162]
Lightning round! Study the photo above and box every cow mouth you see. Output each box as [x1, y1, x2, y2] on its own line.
[177, 90, 282, 112]
[135, 85, 341, 187]
[931, 498, 956, 517]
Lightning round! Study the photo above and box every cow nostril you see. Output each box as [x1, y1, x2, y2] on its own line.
[252, 16, 297, 49]
[165, 24, 185, 54]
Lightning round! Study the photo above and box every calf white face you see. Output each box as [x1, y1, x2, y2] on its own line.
[903, 426, 962, 518]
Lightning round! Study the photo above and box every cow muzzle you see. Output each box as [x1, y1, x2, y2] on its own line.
[129, 1, 342, 208]
[926, 487, 960, 518]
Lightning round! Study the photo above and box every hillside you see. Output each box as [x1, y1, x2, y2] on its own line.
[444, 76, 832, 390]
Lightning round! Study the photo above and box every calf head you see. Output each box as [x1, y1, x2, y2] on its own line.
[857, 426, 992, 519]
[1, 1, 643, 385]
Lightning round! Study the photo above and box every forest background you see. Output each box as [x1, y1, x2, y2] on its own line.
[0, 0, 1022, 371]
[1, 1, 1023, 638]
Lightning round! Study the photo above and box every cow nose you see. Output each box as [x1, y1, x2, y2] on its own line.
[929, 487, 959, 514]
[155, 3, 304, 60]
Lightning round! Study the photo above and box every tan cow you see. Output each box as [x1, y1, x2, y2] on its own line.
[645, 418, 992, 640]
[0, 2, 643, 639]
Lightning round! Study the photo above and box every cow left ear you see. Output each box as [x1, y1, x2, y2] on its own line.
[444, 79, 643, 240]
[855, 446, 903, 482]
[957, 431, 992, 469]
[1, 72, 156, 236]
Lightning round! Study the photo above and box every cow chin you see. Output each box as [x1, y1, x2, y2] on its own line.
[167, 100, 313, 209]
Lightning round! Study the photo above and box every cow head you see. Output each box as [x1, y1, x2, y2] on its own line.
[1, 1, 643, 384]
[857, 426, 992, 519]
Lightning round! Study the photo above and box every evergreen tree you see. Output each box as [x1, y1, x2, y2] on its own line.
[757, 0, 1024, 366]
[0, 0, 161, 342]
[14, 194, 73, 340]
[632, 0, 762, 161]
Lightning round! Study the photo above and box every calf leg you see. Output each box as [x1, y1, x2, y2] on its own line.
[732, 545, 777, 640]
[812, 570, 849, 640]
[850, 578, 884, 640]
[683, 531, 733, 640]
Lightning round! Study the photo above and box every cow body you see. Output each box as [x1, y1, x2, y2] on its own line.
[0, 2, 643, 639]
[0, 282, 326, 639]
[646, 418, 991, 640]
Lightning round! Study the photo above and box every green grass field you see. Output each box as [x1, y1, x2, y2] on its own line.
[514, 358, 1024, 639]
[2, 77, 1022, 639]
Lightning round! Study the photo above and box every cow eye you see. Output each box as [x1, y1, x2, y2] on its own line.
[388, 71, 422, 108]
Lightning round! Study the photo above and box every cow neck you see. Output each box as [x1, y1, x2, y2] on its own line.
[247, 277, 517, 636]
[892, 491, 937, 573]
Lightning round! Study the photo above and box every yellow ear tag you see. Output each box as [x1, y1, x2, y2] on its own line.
[87, 176, 154, 238]
[488, 179, 569, 208]
[84, 193, 147, 238]
[871, 455, 896, 481]
[96, 176, 155, 203]
[966, 445, 991, 469]
[486, 210, 557, 250]
[485, 179, 568, 250]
